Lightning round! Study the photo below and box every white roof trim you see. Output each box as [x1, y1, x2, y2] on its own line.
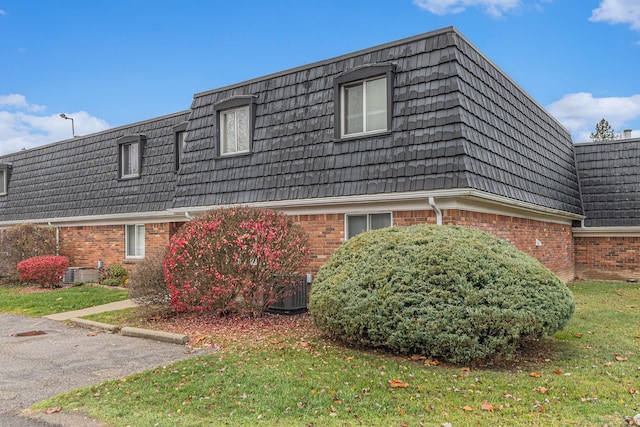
[0, 189, 583, 228]
[572, 226, 640, 237]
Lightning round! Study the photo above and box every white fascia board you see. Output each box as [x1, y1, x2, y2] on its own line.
[572, 226, 640, 237]
[0, 211, 188, 228]
[0, 189, 583, 229]
[169, 189, 583, 224]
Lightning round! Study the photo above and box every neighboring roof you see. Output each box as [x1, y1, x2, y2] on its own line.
[0, 111, 189, 223]
[574, 138, 640, 227]
[175, 26, 583, 216]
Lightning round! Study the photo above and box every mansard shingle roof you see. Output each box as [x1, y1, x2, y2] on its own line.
[174, 27, 583, 215]
[575, 138, 640, 227]
[0, 111, 189, 222]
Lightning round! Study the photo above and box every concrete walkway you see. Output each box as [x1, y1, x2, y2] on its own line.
[44, 299, 138, 321]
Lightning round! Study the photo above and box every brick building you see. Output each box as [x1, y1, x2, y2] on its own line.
[0, 27, 637, 283]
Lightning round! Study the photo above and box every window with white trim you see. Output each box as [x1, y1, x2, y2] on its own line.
[214, 96, 256, 157]
[117, 135, 144, 179]
[342, 76, 387, 136]
[125, 224, 145, 258]
[221, 106, 250, 155]
[346, 212, 392, 239]
[0, 167, 7, 196]
[334, 63, 394, 139]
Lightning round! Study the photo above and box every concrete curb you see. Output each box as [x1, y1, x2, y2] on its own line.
[68, 317, 189, 345]
[121, 326, 189, 345]
[69, 318, 120, 333]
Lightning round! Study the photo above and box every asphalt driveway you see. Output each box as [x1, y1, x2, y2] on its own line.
[0, 314, 210, 426]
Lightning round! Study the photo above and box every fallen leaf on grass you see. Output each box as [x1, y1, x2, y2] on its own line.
[529, 372, 542, 378]
[481, 401, 495, 412]
[424, 359, 440, 367]
[55, 297, 63, 301]
[389, 379, 409, 388]
[535, 387, 549, 394]
[86, 332, 97, 337]
[615, 355, 628, 362]
[45, 407, 62, 414]
[574, 333, 582, 338]
[462, 405, 474, 412]
[554, 369, 563, 375]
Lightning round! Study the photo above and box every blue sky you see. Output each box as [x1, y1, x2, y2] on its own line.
[1, 0, 639, 155]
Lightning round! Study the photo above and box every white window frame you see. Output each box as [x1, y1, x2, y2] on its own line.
[345, 212, 392, 240]
[120, 142, 139, 178]
[341, 76, 387, 137]
[0, 168, 6, 196]
[220, 105, 251, 156]
[125, 224, 145, 258]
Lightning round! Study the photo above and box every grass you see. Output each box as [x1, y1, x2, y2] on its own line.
[0, 284, 129, 317]
[33, 281, 640, 426]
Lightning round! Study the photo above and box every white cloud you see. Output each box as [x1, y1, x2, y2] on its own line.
[0, 94, 110, 155]
[547, 92, 640, 142]
[413, 0, 524, 17]
[590, 0, 640, 30]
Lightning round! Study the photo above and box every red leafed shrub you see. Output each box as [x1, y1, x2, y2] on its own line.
[17, 255, 69, 288]
[164, 207, 310, 317]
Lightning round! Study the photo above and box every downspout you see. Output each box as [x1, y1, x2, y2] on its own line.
[185, 212, 192, 220]
[428, 197, 443, 226]
[48, 222, 60, 255]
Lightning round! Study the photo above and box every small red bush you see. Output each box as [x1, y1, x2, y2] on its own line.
[17, 255, 69, 288]
[164, 207, 310, 316]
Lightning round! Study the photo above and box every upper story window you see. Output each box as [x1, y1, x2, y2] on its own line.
[334, 63, 395, 140]
[0, 164, 9, 196]
[346, 212, 392, 239]
[117, 135, 145, 179]
[214, 96, 257, 157]
[173, 123, 188, 171]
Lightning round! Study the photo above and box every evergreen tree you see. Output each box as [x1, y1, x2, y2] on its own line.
[590, 118, 615, 141]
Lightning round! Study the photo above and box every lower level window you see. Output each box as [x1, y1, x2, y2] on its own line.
[346, 213, 391, 239]
[125, 224, 145, 258]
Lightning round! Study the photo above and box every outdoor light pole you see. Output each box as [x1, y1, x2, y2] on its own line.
[59, 113, 75, 137]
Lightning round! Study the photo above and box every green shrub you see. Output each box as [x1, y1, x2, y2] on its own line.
[164, 206, 310, 316]
[101, 264, 128, 287]
[309, 225, 575, 364]
[128, 247, 170, 307]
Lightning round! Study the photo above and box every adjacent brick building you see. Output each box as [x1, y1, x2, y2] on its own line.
[0, 27, 637, 283]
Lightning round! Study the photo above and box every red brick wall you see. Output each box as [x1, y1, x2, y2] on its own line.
[55, 211, 575, 282]
[290, 214, 345, 273]
[574, 236, 640, 281]
[444, 210, 575, 283]
[292, 209, 574, 282]
[59, 223, 174, 272]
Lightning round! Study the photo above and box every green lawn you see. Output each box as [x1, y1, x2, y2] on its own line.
[0, 285, 129, 317]
[33, 281, 640, 426]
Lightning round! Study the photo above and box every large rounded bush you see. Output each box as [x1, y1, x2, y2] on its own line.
[310, 225, 574, 364]
[164, 207, 309, 316]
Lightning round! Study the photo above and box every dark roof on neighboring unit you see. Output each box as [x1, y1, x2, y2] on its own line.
[574, 138, 640, 227]
[0, 111, 189, 222]
[175, 27, 583, 215]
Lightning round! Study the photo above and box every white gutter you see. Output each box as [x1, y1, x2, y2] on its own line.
[428, 196, 443, 225]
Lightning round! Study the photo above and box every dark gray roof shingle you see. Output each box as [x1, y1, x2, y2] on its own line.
[174, 27, 582, 215]
[0, 111, 189, 222]
[575, 138, 640, 227]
